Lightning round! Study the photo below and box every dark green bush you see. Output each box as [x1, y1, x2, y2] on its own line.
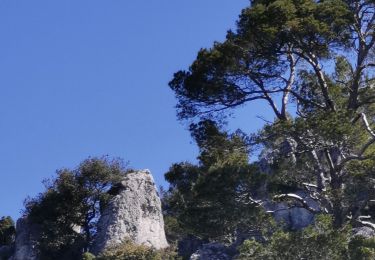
[82, 252, 96, 260]
[0, 216, 15, 246]
[96, 240, 179, 260]
[237, 215, 349, 260]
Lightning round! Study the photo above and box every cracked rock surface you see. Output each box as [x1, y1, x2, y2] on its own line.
[92, 170, 168, 254]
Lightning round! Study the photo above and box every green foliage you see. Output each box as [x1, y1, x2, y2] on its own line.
[166, 163, 269, 240]
[166, 2, 375, 259]
[82, 252, 96, 260]
[168, 0, 375, 230]
[238, 217, 375, 260]
[170, 0, 352, 120]
[96, 240, 179, 260]
[237, 215, 350, 260]
[348, 236, 375, 260]
[189, 120, 250, 168]
[0, 216, 15, 246]
[24, 156, 128, 259]
[237, 239, 266, 259]
[2, 1, 374, 259]
[162, 215, 186, 245]
[164, 120, 269, 240]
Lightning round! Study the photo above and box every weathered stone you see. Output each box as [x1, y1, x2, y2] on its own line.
[190, 243, 232, 260]
[9, 217, 39, 260]
[353, 227, 375, 239]
[92, 170, 168, 254]
[263, 191, 319, 230]
[288, 207, 315, 229]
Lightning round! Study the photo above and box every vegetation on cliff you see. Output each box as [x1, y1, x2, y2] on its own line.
[165, 0, 375, 258]
[24, 157, 128, 259]
[4, 0, 375, 259]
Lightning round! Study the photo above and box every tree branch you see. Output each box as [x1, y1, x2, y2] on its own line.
[273, 193, 320, 213]
[335, 113, 375, 168]
[294, 51, 336, 111]
[357, 215, 375, 230]
[281, 51, 296, 118]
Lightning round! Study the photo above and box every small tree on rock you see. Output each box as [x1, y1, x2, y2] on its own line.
[0, 216, 15, 246]
[25, 156, 128, 259]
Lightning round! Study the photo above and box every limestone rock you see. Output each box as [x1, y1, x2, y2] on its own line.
[263, 191, 319, 230]
[92, 170, 168, 254]
[353, 227, 375, 239]
[10, 217, 39, 260]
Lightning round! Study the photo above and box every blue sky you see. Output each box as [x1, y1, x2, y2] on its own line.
[0, 0, 275, 220]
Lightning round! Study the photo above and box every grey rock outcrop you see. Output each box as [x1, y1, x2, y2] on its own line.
[10, 217, 39, 260]
[92, 170, 168, 254]
[263, 191, 319, 230]
[353, 227, 375, 239]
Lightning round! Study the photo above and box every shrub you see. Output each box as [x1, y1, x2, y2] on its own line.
[237, 215, 349, 260]
[0, 216, 15, 246]
[82, 252, 96, 260]
[348, 236, 375, 260]
[96, 240, 179, 260]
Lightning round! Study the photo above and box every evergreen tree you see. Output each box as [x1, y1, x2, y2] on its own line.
[164, 120, 269, 241]
[169, 0, 375, 230]
[24, 157, 128, 259]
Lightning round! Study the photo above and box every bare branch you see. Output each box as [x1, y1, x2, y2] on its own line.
[303, 183, 318, 189]
[357, 215, 375, 230]
[324, 149, 335, 173]
[289, 89, 326, 109]
[273, 193, 320, 213]
[336, 113, 375, 168]
[250, 76, 283, 119]
[361, 112, 375, 138]
[281, 51, 296, 118]
[293, 51, 336, 111]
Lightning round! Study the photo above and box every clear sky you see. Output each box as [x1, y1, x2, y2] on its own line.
[0, 0, 275, 221]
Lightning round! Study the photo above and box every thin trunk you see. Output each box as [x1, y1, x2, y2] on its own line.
[330, 174, 344, 228]
[281, 52, 296, 118]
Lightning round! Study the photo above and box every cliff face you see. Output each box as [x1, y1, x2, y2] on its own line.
[92, 170, 169, 255]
